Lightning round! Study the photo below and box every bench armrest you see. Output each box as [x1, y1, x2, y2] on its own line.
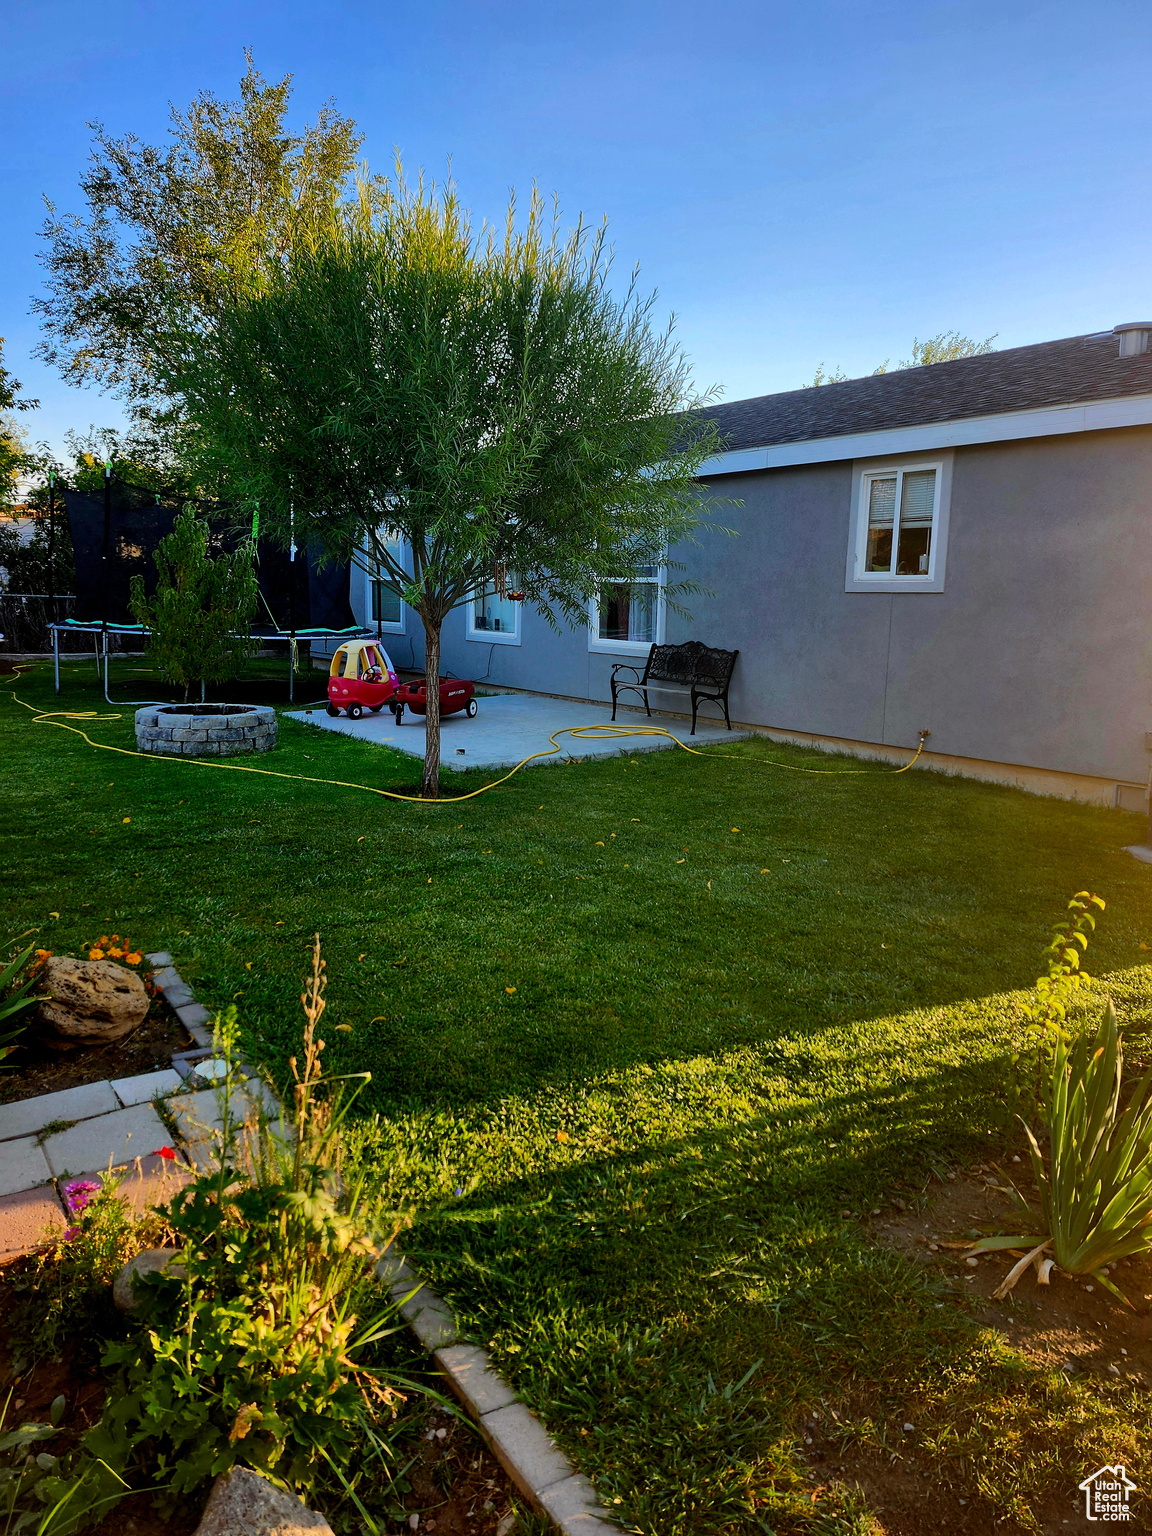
[610, 664, 644, 683]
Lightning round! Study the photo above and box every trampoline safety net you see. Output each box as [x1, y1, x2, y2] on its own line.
[62, 477, 356, 633]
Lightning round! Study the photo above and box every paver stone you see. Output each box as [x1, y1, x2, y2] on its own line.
[0, 1135, 54, 1197]
[111, 1069, 184, 1107]
[0, 1080, 117, 1143]
[480, 1402, 574, 1499]
[42, 1103, 170, 1178]
[0, 1183, 66, 1258]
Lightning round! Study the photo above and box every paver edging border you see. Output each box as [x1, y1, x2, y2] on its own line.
[143, 956, 619, 1535]
[144, 951, 213, 1049]
[376, 1256, 617, 1533]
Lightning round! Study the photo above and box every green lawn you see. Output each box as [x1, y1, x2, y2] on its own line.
[5, 657, 1152, 1533]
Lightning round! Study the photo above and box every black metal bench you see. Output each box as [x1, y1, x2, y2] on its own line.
[610, 641, 739, 735]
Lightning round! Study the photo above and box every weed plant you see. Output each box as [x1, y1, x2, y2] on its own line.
[6, 1175, 167, 1372]
[0, 1389, 65, 1535]
[28, 941, 421, 1534]
[975, 996, 1152, 1302]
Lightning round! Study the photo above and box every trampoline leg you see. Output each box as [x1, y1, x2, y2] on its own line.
[53, 628, 60, 695]
[289, 641, 294, 704]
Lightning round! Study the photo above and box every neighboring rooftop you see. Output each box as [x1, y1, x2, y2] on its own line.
[701, 329, 1152, 452]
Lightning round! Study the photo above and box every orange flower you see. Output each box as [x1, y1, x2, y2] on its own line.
[111, 934, 120, 942]
[88, 948, 105, 961]
[107, 947, 123, 959]
[125, 951, 143, 966]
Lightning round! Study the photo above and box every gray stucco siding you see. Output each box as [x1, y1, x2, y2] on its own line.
[666, 461, 896, 743]
[349, 423, 1152, 786]
[880, 428, 1152, 783]
[686, 425, 1152, 783]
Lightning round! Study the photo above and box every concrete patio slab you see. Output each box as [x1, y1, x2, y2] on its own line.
[0, 1080, 118, 1143]
[286, 692, 749, 772]
[42, 1102, 170, 1179]
[0, 1135, 53, 1197]
[0, 1184, 66, 1258]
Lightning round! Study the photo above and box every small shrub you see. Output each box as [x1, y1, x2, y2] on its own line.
[0, 1387, 66, 1532]
[129, 507, 258, 701]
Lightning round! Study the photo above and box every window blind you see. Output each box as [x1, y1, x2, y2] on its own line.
[899, 470, 936, 527]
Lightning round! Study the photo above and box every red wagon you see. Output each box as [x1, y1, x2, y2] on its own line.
[391, 676, 477, 724]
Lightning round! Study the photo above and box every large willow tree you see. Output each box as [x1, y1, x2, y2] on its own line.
[165, 176, 724, 796]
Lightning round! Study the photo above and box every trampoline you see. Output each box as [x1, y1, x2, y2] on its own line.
[52, 469, 365, 704]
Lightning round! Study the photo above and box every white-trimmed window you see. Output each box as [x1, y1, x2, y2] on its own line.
[588, 566, 664, 653]
[846, 454, 952, 593]
[468, 578, 521, 645]
[367, 533, 407, 633]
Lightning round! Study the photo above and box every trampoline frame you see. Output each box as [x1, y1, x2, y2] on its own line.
[48, 620, 375, 706]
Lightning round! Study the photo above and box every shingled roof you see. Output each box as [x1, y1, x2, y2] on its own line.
[699, 331, 1152, 452]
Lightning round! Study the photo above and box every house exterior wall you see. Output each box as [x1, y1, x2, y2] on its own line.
[355, 423, 1152, 792]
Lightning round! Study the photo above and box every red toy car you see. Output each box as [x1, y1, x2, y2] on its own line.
[326, 640, 399, 719]
[392, 676, 477, 723]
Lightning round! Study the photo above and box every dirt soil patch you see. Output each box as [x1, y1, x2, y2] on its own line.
[877, 1163, 1152, 1376]
[0, 998, 191, 1107]
[402, 1407, 521, 1533]
[814, 1162, 1152, 1535]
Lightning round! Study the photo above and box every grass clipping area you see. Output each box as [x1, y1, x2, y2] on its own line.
[6, 659, 1152, 1533]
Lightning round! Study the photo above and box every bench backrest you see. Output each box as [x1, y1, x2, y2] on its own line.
[645, 641, 737, 688]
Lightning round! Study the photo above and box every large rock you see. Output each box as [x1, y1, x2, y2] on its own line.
[112, 1246, 186, 1313]
[37, 956, 149, 1048]
[193, 1467, 333, 1536]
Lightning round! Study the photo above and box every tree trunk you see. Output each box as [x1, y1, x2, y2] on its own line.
[421, 618, 442, 799]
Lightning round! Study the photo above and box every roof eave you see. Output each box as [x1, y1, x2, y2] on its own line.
[697, 391, 1152, 477]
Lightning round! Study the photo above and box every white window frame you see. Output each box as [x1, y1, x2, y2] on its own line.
[467, 577, 522, 646]
[845, 450, 953, 594]
[365, 535, 408, 634]
[587, 566, 666, 654]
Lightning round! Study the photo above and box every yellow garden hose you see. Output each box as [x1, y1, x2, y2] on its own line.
[3, 663, 924, 805]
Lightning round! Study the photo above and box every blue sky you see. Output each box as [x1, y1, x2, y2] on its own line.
[3, 0, 1152, 456]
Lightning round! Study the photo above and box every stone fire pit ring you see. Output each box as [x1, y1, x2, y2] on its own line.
[135, 703, 277, 757]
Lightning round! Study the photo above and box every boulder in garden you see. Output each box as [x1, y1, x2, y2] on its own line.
[112, 1247, 186, 1314]
[37, 956, 149, 1048]
[193, 1466, 333, 1535]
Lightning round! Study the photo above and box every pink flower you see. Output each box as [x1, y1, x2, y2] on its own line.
[62, 1179, 100, 1215]
[63, 1226, 79, 1242]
